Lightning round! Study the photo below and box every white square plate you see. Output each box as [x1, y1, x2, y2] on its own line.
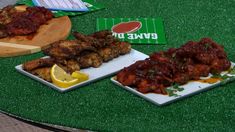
[15, 49, 149, 92]
[111, 63, 235, 106]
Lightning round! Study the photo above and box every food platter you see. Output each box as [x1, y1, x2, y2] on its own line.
[111, 62, 235, 106]
[15, 49, 148, 92]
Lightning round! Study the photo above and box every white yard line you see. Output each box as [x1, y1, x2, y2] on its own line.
[145, 18, 150, 44]
[152, 18, 157, 43]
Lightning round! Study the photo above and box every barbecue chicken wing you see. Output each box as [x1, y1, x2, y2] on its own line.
[0, 6, 53, 38]
[117, 38, 231, 95]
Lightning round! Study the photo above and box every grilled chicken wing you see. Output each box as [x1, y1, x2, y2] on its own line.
[31, 67, 51, 82]
[89, 30, 112, 39]
[115, 42, 131, 55]
[54, 59, 80, 73]
[73, 32, 102, 48]
[23, 58, 55, 71]
[98, 47, 114, 62]
[73, 30, 118, 49]
[43, 40, 96, 59]
[78, 52, 103, 68]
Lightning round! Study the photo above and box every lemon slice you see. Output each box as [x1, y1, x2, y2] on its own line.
[71, 71, 89, 83]
[50, 64, 79, 88]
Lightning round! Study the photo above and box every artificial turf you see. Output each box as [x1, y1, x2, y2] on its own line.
[0, 0, 235, 131]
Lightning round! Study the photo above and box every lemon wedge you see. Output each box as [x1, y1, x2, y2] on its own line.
[50, 64, 79, 88]
[71, 71, 89, 83]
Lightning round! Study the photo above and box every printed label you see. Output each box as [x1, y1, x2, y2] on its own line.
[97, 18, 166, 44]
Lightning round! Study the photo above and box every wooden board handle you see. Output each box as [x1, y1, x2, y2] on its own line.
[0, 42, 41, 52]
[0, 42, 41, 57]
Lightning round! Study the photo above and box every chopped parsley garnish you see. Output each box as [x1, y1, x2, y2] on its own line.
[165, 83, 184, 97]
[228, 66, 235, 74]
[211, 67, 235, 85]
[204, 43, 212, 50]
[211, 73, 230, 80]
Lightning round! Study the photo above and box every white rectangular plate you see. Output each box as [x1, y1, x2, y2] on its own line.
[15, 49, 149, 92]
[111, 63, 235, 106]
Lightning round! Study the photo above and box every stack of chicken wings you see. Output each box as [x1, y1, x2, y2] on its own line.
[117, 38, 231, 94]
[23, 30, 131, 82]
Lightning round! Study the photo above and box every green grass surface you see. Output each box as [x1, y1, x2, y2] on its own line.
[1, 0, 235, 131]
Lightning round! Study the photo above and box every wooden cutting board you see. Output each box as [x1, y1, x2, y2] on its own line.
[0, 6, 71, 57]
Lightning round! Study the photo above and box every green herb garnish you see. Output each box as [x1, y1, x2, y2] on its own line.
[228, 66, 235, 74]
[211, 68, 235, 85]
[165, 83, 184, 97]
[211, 73, 230, 80]
[204, 43, 212, 50]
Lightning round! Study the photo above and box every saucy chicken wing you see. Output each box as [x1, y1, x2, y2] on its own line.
[117, 38, 231, 95]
